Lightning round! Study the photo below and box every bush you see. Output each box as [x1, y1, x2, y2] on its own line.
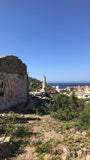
[30, 105, 49, 116]
[36, 141, 52, 153]
[0, 112, 33, 139]
[47, 92, 83, 121]
[0, 111, 17, 136]
[48, 92, 90, 128]
[77, 103, 90, 128]
[66, 156, 72, 160]
[12, 124, 32, 138]
[87, 130, 90, 136]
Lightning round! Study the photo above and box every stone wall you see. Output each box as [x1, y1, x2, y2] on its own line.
[0, 55, 28, 110]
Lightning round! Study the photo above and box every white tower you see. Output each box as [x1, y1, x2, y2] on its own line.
[42, 76, 46, 93]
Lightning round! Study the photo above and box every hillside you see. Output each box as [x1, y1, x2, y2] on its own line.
[28, 77, 57, 95]
[0, 78, 90, 160]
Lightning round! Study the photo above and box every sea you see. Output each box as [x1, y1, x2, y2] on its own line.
[48, 82, 90, 89]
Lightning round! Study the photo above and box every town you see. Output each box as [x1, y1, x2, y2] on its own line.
[52, 85, 90, 99]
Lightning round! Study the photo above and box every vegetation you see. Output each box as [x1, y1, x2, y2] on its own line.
[0, 111, 33, 159]
[28, 76, 57, 95]
[0, 107, 90, 159]
[28, 77, 90, 129]
[0, 111, 33, 138]
[28, 77, 42, 92]
[28, 89, 90, 129]
[36, 140, 52, 154]
[46, 92, 89, 128]
[77, 102, 90, 128]
[0, 80, 90, 159]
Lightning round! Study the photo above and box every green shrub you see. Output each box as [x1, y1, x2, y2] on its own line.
[36, 141, 52, 153]
[12, 124, 32, 138]
[48, 92, 83, 121]
[0, 112, 33, 139]
[0, 112, 17, 136]
[8, 111, 17, 122]
[77, 103, 90, 128]
[87, 130, 90, 136]
[66, 156, 72, 160]
[74, 138, 81, 142]
[55, 157, 61, 160]
[69, 145, 80, 151]
[31, 105, 49, 116]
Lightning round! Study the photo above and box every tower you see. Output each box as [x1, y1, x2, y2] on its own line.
[42, 76, 46, 93]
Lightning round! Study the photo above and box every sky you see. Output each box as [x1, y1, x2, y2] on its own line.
[0, 0, 90, 82]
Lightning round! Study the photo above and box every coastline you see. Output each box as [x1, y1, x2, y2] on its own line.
[48, 82, 90, 89]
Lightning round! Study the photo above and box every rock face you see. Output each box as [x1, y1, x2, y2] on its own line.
[0, 55, 28, 110]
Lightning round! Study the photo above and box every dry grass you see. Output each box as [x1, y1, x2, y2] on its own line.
[0, 113, 90, 160]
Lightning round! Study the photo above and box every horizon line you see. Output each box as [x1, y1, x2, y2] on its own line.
[47, 81, 90, 83]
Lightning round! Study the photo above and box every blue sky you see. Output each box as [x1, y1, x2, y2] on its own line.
[0, 0, 90, 82]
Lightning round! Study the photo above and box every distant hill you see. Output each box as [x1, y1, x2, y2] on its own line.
[28, 77, 57, 95]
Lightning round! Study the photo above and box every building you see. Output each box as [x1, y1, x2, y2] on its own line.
[0, 55, 28, 110]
